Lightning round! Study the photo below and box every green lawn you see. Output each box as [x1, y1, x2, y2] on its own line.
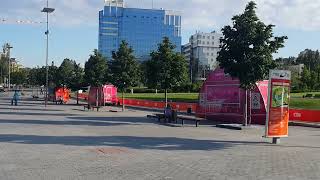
[290, 92, 320, 110]
[290, 98, 320, 110]
[124, 92, 320, 110]
[291, 92, 320, 98]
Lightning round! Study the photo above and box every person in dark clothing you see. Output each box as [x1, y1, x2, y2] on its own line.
[11, 90, 20, 106]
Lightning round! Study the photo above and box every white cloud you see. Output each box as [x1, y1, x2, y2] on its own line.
[1, 0, 320, 31]
[256, 0, 320, 31]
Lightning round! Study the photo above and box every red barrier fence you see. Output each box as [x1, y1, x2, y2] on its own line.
[77, 93, 320, 122]
[77, 93, 197, 112]
[289, 109, 320, 123]
[78, 93, 88, 100]
[119, 99, 197, 113]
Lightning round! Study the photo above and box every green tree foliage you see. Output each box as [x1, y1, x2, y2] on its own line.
[10, 69, 29, 85]
[48, 64, 59, 88]
[109, 41, 140, 111]
[296, 49, 320, 71]
[110, 41, 140, 90]
[0, 55, 8, 84]
[57, 58, 84, 90]
[217, 1, 287, 90]
[275, 56, 297, 68]
[26, 64, 58, 87]
[278, 49, 320, 91]
[84, 49, 108, 87]
[300, 68, 312, 91]
[27, 67, 41, 86]
[57, 59, 74, 87]
[145, 37, 188, 105]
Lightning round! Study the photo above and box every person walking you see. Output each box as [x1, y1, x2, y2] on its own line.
[11, 90, 20, 106]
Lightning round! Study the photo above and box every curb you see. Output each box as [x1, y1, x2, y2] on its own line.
[289, 121, 320, 128]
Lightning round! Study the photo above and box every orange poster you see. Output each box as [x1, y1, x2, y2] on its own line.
[265, 70, 291, 138]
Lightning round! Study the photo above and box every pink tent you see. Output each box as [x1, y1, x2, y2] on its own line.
[88, 85, 118, 106]
[196, 68, 269, 125]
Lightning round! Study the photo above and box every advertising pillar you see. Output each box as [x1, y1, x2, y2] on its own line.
[265, 70, 291, 144]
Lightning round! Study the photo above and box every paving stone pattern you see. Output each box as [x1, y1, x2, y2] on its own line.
[0, 92, 319, 180]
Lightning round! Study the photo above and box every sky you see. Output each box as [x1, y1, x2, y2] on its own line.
[0, 0, 320, 67]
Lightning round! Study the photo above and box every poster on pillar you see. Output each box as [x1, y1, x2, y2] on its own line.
[265, 70, 291, 138]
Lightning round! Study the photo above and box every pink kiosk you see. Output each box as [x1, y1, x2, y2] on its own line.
[88, 84, 118, 106]
[196, 68, 269, 125]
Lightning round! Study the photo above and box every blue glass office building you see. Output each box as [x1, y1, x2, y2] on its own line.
[98, 0, 182, 61]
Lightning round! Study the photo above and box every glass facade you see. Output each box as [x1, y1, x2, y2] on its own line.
[99, 5, 182, 61]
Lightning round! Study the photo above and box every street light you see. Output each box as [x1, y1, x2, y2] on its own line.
[41, 0, 55, 107]
[6, 44, 13, 91]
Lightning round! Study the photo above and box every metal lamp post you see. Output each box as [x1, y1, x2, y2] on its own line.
[42, 0, 55, 107]
[6, 45, 13, 91]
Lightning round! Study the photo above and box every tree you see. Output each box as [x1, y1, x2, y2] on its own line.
[57, 59, 75, 87]
[275, 56, 296, 68]
[109, 41, 140, 111]
[48, 64, 59, 88]
[57, 58, 84, 104]
[10, 69, 29, 85]
[84, 49, 108, 87]
[145, 37, 188, 106]
[300, 68, 311, 91]
[0, 55, 8, 84]
[57, 59, 84, 89]
[296, 49, 320, 71]
[26, 63, 58, 87]
[217, 1, 287, 125]
[27, 67, 41, 86]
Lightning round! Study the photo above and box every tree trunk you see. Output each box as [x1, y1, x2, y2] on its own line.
[122, 90, 125, 112]
[165, 89, 168, 107]
[249, 91, 252, 125]
[243, 89, 248, 126]
[96, 88, 98, 107]
[76, 91, 79, 105]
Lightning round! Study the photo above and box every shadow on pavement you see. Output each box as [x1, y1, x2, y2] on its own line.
[0, 103, 38, 107]
[0, 133, 316, 150]
[0, 112, 76, 116]
[67, 116, 219, 127]
[0, 107, 64, 112]
[0, 134, 248, 151]
[0, 117, 143, 127]
[67, 116, 154, 124]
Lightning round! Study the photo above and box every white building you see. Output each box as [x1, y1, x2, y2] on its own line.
[183, 31, 222, 81]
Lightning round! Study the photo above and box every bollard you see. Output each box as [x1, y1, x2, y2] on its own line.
[272, 137, 280, 144]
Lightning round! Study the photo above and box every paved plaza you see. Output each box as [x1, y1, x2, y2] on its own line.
[0, 92, 319, 180]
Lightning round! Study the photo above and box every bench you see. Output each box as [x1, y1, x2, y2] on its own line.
[147, 114, 166, 122]
[147, 114, 206, 127]
[83, 105, 101, 112]
[177, 115, 206, 127]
